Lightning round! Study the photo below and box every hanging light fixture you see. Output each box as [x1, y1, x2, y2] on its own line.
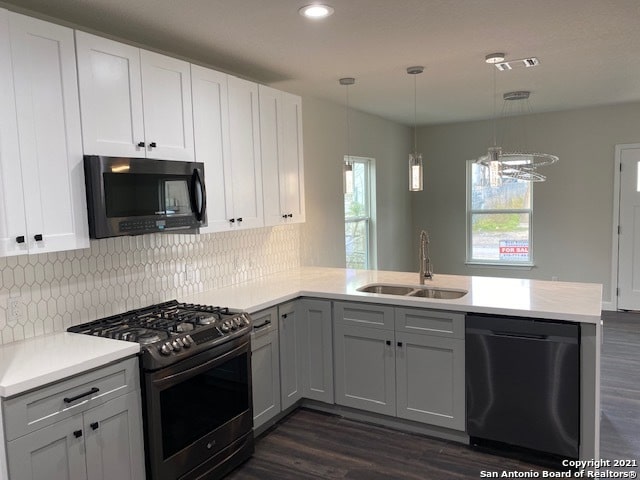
[340, 77, 355, 194]
[407, 66, 424, 191]
[477, 53, 558, 183]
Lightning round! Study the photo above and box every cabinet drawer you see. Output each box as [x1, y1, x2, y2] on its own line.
[4, 356, 139, 441]
[395, 308, 464, 339]
[334, 301, 394, 331]
[251, 307, 278, 342]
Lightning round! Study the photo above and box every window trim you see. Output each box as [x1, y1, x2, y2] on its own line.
[465, 160, 535, 267]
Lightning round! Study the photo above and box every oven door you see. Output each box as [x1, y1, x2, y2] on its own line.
[143, 336, 253, 480]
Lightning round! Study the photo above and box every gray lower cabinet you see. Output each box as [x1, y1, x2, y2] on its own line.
[251, 307, 281, 430]
[334, 322, 396, 416]
[334, 301, 466, 431]
[298, 299, 333, 403]
[3, 357, 145, 480]
[279, 300, 303, 410]
[395, 331, 465, 430]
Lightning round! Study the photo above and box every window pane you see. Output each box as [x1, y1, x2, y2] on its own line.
[345, 219, 369, 268]
[471, 213, 530, 262]
[470, 163, 531, 210]
[345, 161, 368, 218]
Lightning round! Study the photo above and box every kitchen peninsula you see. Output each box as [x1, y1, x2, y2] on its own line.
[185, 266, 602, 461]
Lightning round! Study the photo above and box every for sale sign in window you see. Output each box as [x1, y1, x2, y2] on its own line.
[499, 240, 529, 261]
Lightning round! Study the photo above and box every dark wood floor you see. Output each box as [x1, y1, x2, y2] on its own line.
[228, 312, 640, 479]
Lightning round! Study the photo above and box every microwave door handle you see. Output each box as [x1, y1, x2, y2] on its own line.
[190, 168, 206, 222]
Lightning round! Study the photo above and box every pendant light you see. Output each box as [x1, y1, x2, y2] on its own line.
[340, 77, 355, 194]
[407, 66, 424, 191]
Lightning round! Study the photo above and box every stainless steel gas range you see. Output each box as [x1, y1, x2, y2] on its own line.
[68, 300, 254, 480]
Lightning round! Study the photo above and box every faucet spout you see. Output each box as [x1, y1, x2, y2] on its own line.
[419, 230, 433, 284]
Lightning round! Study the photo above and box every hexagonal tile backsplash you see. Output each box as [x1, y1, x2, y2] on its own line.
[0, 225, 300, 345]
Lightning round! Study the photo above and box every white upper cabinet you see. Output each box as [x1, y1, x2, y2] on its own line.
[227, 76, 263, 229]
[259, 86, 305, 226]
[75, 31, 194, 161]
[0, 10, 88, 257]
[191, 64, 234, 233]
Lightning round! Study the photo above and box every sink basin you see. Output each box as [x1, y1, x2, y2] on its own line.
[357, 283, 468, 299]
[357, 284, 415, 295]
[408, 288, 467, 299]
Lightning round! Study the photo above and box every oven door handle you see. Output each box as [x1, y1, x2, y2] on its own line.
[152, 341, 247, 389]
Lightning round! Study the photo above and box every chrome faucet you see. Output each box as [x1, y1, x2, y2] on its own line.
[419, 230, 433, 284]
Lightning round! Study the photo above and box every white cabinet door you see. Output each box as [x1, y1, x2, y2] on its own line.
[7, 12, 88, 255]
[227, 76, 263, 229]
[6, 414, 88, 480]
[75, 31, 145, 158]
[191, 64, 234, 233]
[333, 323, 396, 416]
[281, 92, 305, 223]
[0, 9, 25, 257]
[84, 391, 146, 480]
[395, 332, 465, 430]
[140, 50, 194, 161]
[259, 85, 283, 226]
[259, 86, 305, 226]
[299, 299, 333, 403]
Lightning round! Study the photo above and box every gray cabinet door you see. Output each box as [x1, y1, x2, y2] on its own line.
[279, 301, 302, 410]
[251, 326, 281, 429]
[395, 331, 465, 430]
[299, 299, 333, 403]
[6, 414, 88, 480]
[334, 323, 396, 416]
[84, 390, 146, 480]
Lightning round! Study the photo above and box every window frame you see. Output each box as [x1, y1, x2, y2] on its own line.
[465, 160, 535, 267]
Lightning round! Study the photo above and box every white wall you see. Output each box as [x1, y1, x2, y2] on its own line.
[300, 95, 414, 271]
[412, 101, 640, 303]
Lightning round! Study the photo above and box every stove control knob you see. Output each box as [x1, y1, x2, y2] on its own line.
[182, 336, 193, 347]
[220, 322, 231, 333]
[175, 338, 184, 348]
[171, 340, 182, 351]
[230, 320, 239, 331]
[242, 316, 251, 326]
[160, 343, 173, 355]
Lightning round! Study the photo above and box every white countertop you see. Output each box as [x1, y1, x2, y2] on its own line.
[184, 267, 603, 324]
[0, 332, 139, 398]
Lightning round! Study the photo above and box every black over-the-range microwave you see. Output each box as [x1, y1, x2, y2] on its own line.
[84, 155, 207, 239]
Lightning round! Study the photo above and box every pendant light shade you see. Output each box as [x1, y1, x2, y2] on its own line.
[407, 66, 424, 191]
[340, 77, 355, 194]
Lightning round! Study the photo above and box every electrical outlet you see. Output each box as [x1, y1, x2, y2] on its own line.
[7, 296, 23, 325]
[185, 264, 196, 283]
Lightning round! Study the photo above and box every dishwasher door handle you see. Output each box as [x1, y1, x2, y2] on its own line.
[491, 331, 548, 340]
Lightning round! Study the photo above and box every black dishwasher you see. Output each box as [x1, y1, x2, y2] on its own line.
[466, 314, 580, 461]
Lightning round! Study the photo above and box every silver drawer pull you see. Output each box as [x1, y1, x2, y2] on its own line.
[63, 387, 99, 404]
[254, 320, 271, 330]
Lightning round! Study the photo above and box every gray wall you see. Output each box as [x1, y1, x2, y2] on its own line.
[412, 101, 640, 303]
[301, 95, 414, 272]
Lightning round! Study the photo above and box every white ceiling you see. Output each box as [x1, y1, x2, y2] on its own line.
[4, 0, 640, 125]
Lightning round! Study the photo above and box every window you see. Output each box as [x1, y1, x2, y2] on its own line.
[467, 161, 533, 265]
[345, 157, 373, 269]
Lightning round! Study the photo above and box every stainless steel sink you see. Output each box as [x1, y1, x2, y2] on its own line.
[357, 284, 415, 295]
[357, 283, 467, 299]
[408, 288, 467, 299]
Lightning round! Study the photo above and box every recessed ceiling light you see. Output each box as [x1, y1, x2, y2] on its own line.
[299, 4, 334, 19]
